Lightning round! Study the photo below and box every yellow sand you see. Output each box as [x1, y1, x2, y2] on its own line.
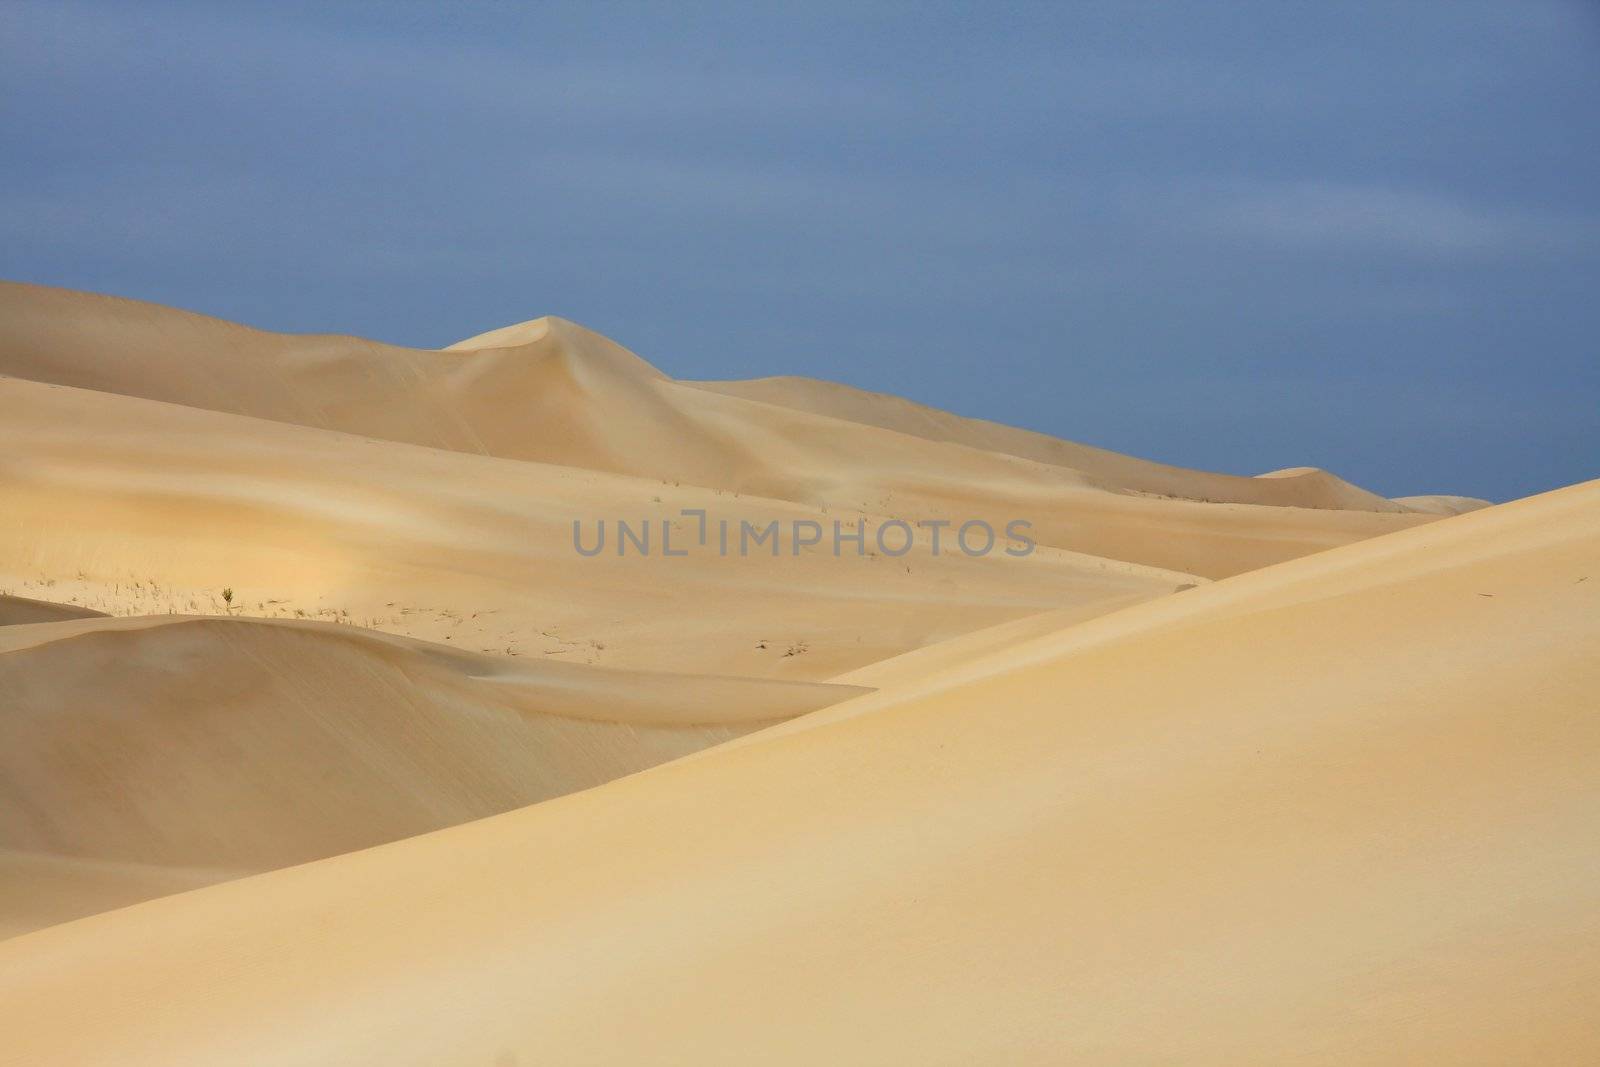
[0, 481, 1592, 1063]
[0, 613, 862, 935]
[0, 281, 1434, 579]
[3, 282, 1591, 1063]
[0, 593, 106, 625]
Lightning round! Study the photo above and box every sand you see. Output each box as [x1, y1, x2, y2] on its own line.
[0, 282, 1592, 1063]
[0, 282, 1435, 580]
[0, 594, 106, 625]
[0, 612, 862, 936]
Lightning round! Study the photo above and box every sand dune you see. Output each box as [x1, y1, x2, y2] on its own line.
[0, 282, 1438, 579]
[0, 850, 229, 944]
[826, 589, 1163, 688]
[0, 610, 862, 935]
[0, 374, 1194, 679]
[2, 280, 1588, 1061]
[0, 594, 105, 625]
[696, 377, 1410, 511]
[0, 482, 1593, 1063]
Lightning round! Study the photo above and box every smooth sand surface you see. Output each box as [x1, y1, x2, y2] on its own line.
[697, 377, 1413, 512]
[0, 593, 105, 625]
[0, 850, 231, 943]
[1391, 493, 1495, 515]
[0, 482, 1592, 1064]
[0, 612, 863, 934]
[2, 282, 1590, 1062]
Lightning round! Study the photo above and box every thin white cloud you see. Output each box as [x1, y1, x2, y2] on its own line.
[1199, 180, 1597, 257]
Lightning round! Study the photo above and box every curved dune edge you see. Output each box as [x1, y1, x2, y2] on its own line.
[1, 481, 1593, 1064]
[0, 851, 234, 943]
[826, 585, 1187, 688]
[0, 613, 868, 727]
[0, 611, 865, 936]
[0, 593, 106, 625]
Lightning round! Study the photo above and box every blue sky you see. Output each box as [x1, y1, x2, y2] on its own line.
[3, 1, 1596, 501]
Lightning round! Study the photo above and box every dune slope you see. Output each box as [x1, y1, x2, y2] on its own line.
[0, 594, 105, 625]
[1, 482, 1593, 1064]
[0, 374, 1197, 679]
[1391, 493, 1495, 515]
[0, 611, 863, 935]
[0, 282, 1438, 578]
[695, 376, 1409, 511]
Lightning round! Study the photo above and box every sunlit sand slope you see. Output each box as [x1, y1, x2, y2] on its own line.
[1, 482, 1591, 1064]
[0, 374, 1194, 679]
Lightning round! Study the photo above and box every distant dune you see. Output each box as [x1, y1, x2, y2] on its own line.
[698, 379, 1410, 511]
[1391, 493, 1495, 515]
[0, 281, 1436, 580]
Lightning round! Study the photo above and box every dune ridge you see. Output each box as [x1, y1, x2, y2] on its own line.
[0, 282, 1441, 581]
